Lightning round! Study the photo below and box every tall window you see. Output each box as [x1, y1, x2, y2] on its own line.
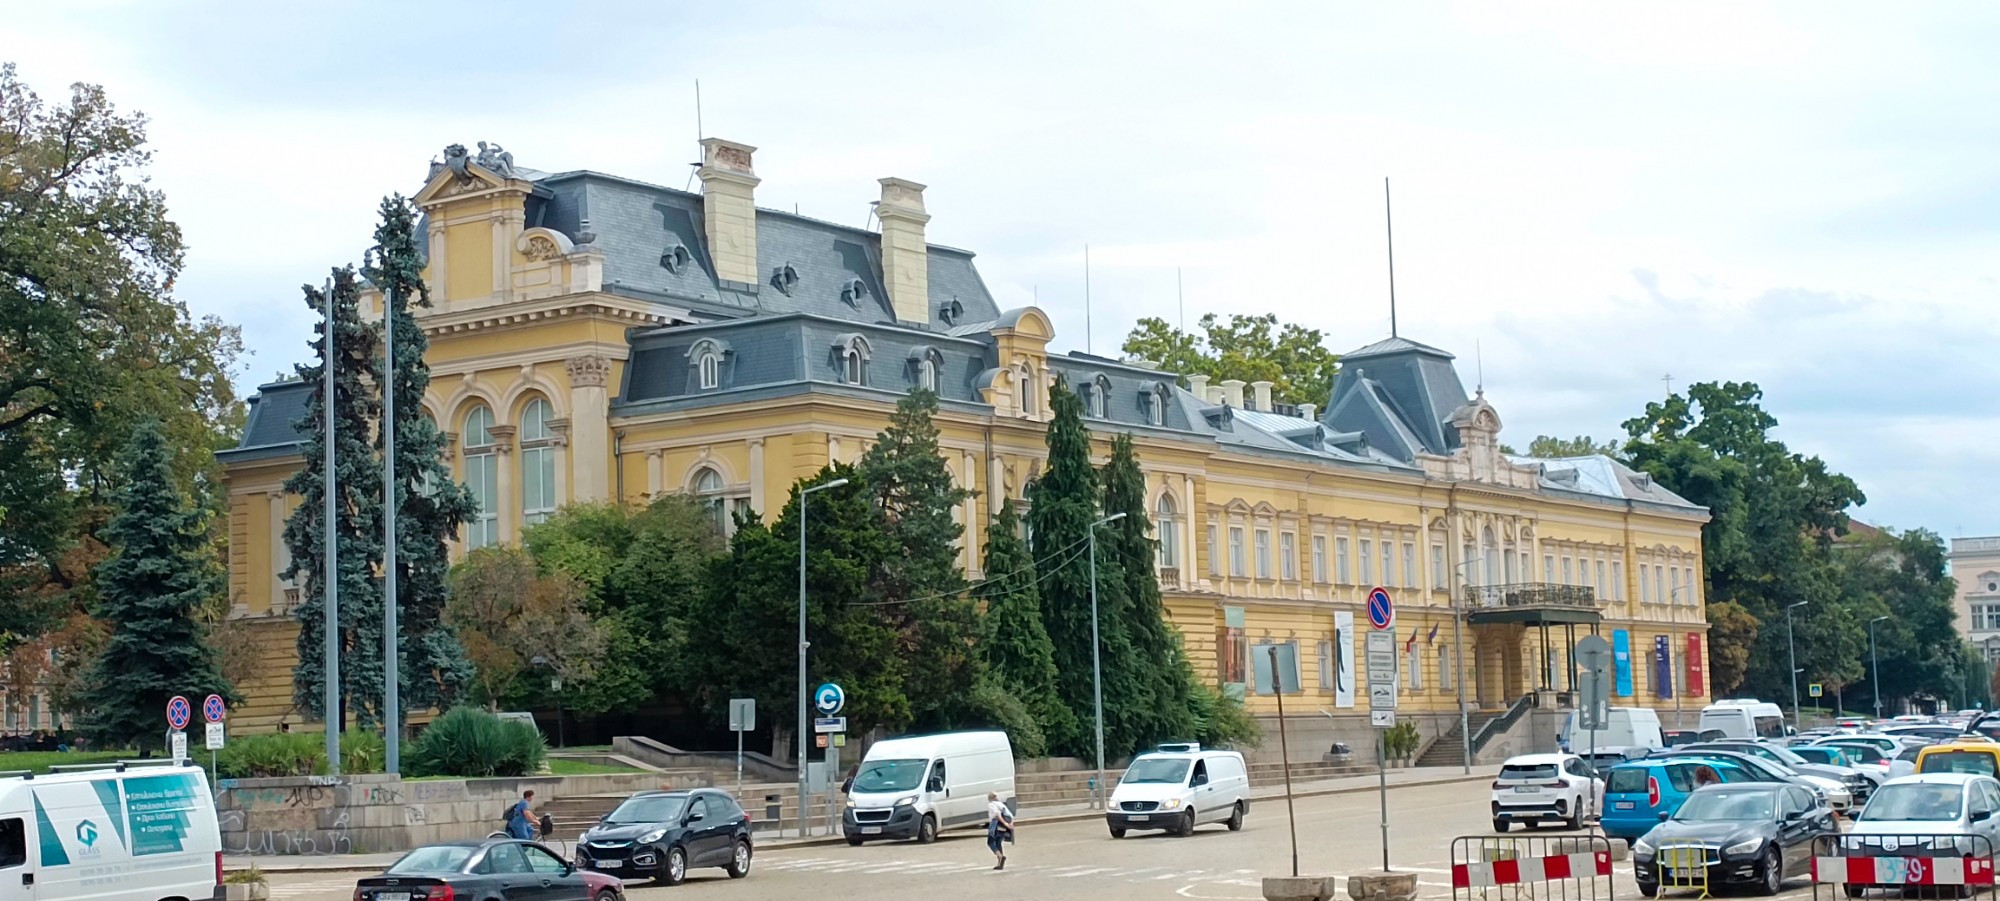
[462, 405, 499, 548]
[1337, 537, 1352, 584]
[1255, 529, 1271, 579]
[1639, 564, 1652, 602]
[1018, 365, 1036, 414]
[1229, 527, 1246, 577]
[1156, 495, 1179, 568]
[691, 467, 728, 533]
[1359, 538, 1374, 584]
[1669, 566, 1681, 604]
[1312, 535, 1327, 583]
[1596, 560, 1607, 598]
[844, 349, 865, 383]
[1561, 557, 1573, 585]
[1655, 567, 1667, 607]
[1544, 554, 1556, 583]
[519, 398, 557, 526]
[1504, 549, 1518, 582]
[1403, 543, 1417, 589]
[1431, 545, 1446, 589]
[1481, 527, 1498, 585]
[1381, 541, 1396, 588]
[1612, 561, 1624, 600]
[1439, 643, 1455, 691]
[1208, 523, 1220, 577]
[697, 349, 721, 390]
[917, 353, 939, 393]
[1281, 532, 1297, 580]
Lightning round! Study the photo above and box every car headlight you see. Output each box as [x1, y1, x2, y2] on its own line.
[1160, 799, 1182, 810]
[1725, 838, 1763, 856]
[638, 829, 666, 844]
[894, 795, 918, 807]
[1633, 837, 1655, 855]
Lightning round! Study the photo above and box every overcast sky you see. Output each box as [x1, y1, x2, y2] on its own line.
[8, 2, 1997, 536]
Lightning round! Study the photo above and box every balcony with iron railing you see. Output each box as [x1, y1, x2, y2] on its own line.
[1461, 582, 1603, 624]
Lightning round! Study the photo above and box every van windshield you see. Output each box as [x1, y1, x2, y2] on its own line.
[853, 759, 927, 793]
[1122, 758, 1193, 784]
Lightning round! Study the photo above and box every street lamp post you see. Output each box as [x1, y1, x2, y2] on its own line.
[529, 655, 563, 748]
[1868, 616, 1889, 720]
[1786, 601, 1808, 732]
[1088, 511, 1128, 810]
[1449, 555, 1484, 776]
[797, 477, 850, 839]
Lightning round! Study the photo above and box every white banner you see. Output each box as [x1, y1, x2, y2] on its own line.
[1335, 611, 1355, 708]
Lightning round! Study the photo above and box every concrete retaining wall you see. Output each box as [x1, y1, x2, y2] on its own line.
[216, 772, 678, 856]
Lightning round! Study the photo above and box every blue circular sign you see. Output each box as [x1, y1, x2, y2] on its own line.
[1366, 587, 1395, 631]
[203, 694, 226, 723]
[165, 695, 192, 730]
[814, 683, 845, 715]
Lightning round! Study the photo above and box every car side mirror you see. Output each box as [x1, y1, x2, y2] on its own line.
[597, 814, 609, 822]
[687, 811, 704, 824]
[1192, 774, 1208, 787]
[928, 778, 944, 793]
[1659, 812, 1671, 822]
[1974, 810, 1993, 823]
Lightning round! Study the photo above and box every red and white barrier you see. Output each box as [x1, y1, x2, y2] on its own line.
[1452, 851, 1612, 888]
[1813, 856, 1998, 887]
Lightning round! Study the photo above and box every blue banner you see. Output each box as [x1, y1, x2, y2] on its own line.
[1612, 630, 1634, 696]
[1654, 634, 1674, 698]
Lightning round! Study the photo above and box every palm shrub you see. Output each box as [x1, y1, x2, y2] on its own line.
[217, 729, 387, 778]
[406, 707, 546, 777]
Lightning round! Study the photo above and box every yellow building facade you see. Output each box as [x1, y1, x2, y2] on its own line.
[219, 139, 1713, 744]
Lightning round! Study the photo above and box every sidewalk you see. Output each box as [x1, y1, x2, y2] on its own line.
[229, 765, 1489, 873]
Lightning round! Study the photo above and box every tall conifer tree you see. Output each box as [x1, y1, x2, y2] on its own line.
[1102, 432, 1198, 742]
[76, 421, 235, 748]
[980, 501, 1078, 752]
[283, 268, 383, 727]
[366, 196, 477, 714]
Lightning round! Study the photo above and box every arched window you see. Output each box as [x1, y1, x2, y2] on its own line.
[1017, 365, 1037, 415]
[691, 467, 727, 532]
[1156, 494, 1180, 569]
[519, 398, 557, 526]
[1086, 375, 1111, 418]
[1481, 526, 1498, 586]
[910, 346, 943, 393]
[462, 405, 499, 548]
[698, 351, 720, 390]
[832, 335, 871, 386]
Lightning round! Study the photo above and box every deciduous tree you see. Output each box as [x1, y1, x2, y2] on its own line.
[444, 547, 604, 708]
[1120, 314, 1339, 407]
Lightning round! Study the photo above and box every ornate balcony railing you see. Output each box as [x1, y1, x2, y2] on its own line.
[1461, 582, 1598, 611]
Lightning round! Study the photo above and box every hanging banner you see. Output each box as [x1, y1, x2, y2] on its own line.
[1654, 634, 1674, 698]
[1686, 633, 1706, 697]
[1335, 611, 1355, 708]
[1612, 629, 1634, 697]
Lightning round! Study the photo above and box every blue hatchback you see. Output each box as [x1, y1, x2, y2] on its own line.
[1600, 757, 1756, 841]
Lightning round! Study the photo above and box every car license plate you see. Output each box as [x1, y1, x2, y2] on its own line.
[378, 893, 411, 901]
[1512, 786, 1537, 793]
[596, 861, 622, 869]
[1130, 815, 1149, 821]
[862, 826, 882, 835]
[1669, 868, 1700, 880]
[1615, 801, 1635, 810]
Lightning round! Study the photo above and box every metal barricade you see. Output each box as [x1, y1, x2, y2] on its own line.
[1654, 841, 1713, 899]
[1812, 833, 1998, 901]
[1452, 833, 1616, 901]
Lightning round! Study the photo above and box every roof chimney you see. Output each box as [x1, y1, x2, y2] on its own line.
[698, 138, 760, 285]
[877, 177, 931, 325]
[1186, 374, 1209, 400]
[1298, 402, 1317, 421]
[1220, 379, 1246, 408]
[1250, 380, 1273, 412]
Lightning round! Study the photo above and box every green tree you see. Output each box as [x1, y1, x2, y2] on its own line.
[283, 269, 384, 729]
[1838, 528, 1964, 711]
[0, 64, 243, 657]
[1030, 375, 1150, 757]
[1704, 601, 1760, 697]
[1120, 313, 1340, 407]
[1100, 432, 1197, 743]
[74, 421, 235, 749]
[367, 194, 477, 715]
[1501, 435, 1623, 457]
[979, 501, 1076, 755]
[444, 547, 604, 709]
[858, 389, 982, 729]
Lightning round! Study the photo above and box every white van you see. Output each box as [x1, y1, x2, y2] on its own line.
[1561, 706, 1665, 751]
[1698, 699, 1789, 739]
[0, 762, 222, 901]
[842, 731, 1014, 845]
[1106, 744, 1249, 838]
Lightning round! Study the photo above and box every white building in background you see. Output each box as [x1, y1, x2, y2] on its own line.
[1952, 536, 2000, 662]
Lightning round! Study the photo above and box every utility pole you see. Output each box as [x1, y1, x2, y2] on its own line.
[797, 477, 848, 838]
[1868, 616, 1888, 720]
[1786, 601, 1808, 731]
[1088, 511, 1127, 809]
[320, 277, 341, 775]
[381, 263, 401, 774]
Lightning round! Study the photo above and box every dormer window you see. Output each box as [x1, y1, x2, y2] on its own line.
[939, 298, 964, 326]
[841, 277, 867, 307]
[687, 338, 731, 391]
[1085, 374, 1112, 418]
[660, 241, 692, 275]
[834, 334, 872, 385]
[909, 346, 944, 393]
[771, 263, 800, 296]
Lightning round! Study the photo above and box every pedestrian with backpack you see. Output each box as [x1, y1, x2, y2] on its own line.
[986, 792, 1014, 870]
[505, 790, 537, 840]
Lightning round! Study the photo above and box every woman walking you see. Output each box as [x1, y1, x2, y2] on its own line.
[986, 792, 1014, 870]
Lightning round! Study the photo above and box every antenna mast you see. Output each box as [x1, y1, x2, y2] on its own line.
[1385, 177, 1398, 339]
[1084, 244, 1093, 355]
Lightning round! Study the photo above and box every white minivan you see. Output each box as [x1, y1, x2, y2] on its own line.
[1106, 744, 1249, 838]
[843, 731, 1014, 845]
[1698, 699, 1789, 740]
[1561, 706, 1665, 751]
[0, 761, 223, 901]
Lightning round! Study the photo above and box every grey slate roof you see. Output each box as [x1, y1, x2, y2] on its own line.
[1507, 454, 1703, 510]
[1320, 335, 1469, 463]
[218, 379, 314, 460]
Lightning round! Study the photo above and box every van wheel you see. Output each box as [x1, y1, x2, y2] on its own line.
[1175, 810, 1196, 837]
[917, 814, 938, 844]
[1109, 826, 1126, 839]
[1227, 802, 1245, 831]
[1844, 884, 1868, 898]
[846, 835, 864, 847]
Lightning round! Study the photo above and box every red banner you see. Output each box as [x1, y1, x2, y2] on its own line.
[1686, 633, 1706, 697]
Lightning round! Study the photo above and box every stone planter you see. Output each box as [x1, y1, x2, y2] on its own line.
[1263, 875, 1337, 901]
[225, 883, 269, 901]
[1347, 872, 1420, 901]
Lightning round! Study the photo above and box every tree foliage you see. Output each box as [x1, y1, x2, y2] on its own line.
[1502, 435, 1622, 458]
[74, 421, 234, 748]
[1102, 433, 1199, 743]
[1120, 313, 1340, 407]
[444, 547, 605, 709]
[979, 501, 1075, 757]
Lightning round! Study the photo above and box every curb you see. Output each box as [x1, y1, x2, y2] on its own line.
[231, 773, 1492, 874]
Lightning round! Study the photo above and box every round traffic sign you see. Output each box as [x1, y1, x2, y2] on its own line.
[203, 694, 226, 723]
[814, 682, 845, 715]
[165, 695, 192, 730]
[1366, 587, 1395, 631]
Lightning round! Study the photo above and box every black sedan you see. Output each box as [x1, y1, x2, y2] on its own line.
[1632, 783, 1835, 897]
[355, 838, 608, 901]
[574, 789, 753, 885]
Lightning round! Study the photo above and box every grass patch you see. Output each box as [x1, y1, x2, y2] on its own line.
[547, 758, 641, 776]
[0, 751, 138, 774]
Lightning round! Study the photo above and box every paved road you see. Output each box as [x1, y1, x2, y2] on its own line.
[268, 781, 1824, 901]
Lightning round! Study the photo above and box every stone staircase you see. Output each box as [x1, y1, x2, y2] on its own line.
[1415, 711, 1507, 769]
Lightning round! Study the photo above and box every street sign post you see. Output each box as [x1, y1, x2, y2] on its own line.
[814, 683, 845, 716]
[205, 722, 225, 751]
[170, 730, 187, 764]
[1363, 614, 1399, 875]
[1808, 683, 1823, 699]
[813, 717, 847, 733]
[1574, 634, 1613, 820]
[729, 698, 756, 797]
[202, 694, 226, 774]
[1367, 587, 1395, 631]
[166, 696, 191, 731]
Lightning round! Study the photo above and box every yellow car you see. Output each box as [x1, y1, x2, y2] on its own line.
[1915, 739, 2000, 777]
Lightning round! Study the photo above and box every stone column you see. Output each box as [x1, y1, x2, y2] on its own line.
[547, 418, 571, 509]
[566, 354, 612, 502]
[961, 450, 979, 577]
[646, 450, 663, 498]
[1181, 472, 1198, 584]
[267, 493, 288, 614]
[748, 438, 767, 515]
[487, 425, 518, 544]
